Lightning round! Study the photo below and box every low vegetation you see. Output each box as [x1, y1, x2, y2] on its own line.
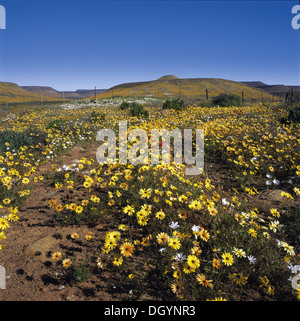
[0, 99, 299, 301]
[162, 98, 185, 111]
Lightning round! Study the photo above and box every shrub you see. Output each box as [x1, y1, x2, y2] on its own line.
[287, 92, 300, 105]
[120, 101, 130, 110]
[287, 105, 300, 123]
[0, 129, 47, 154]
[130, 103, 149, 119]
[162, 98, 185, 111]
[91, 111, 106, 123]
[120, 102, 149, 119]
[198, 100, 214, 108]
[59, 256, 91, 285]
[46, 118, 66, 130]
[280, 105, 300, 124]
[212, 93, 241, 107]
[119, 101, 148, 118]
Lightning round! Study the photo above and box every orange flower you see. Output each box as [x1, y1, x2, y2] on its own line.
[120, 242, 135, 257]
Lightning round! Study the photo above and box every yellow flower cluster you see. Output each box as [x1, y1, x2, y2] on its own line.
[1, 102, 299, 301]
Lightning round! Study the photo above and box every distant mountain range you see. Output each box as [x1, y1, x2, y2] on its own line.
[241, 81, 300, 96]
[0, 82, 65, 104]
[1, 76, 299, 105]
[95, 75, 275, 101]
[0, 82, 107, 104]
[21, 86, 107, 100]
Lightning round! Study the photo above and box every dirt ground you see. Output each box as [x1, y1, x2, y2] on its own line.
[0, 143, 141, 301]
[0, 143, 298, 301]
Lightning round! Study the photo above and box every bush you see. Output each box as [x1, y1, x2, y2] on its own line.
[287, 105, 300, 123]
[212, 93, 241, 107]
[130, 102, 149, 119]
[120, 101, 130, 110]
[119, 101, 149, 119]
[198, 100, 214, 108]
[280, 105, 300, 124]
[287, 92, 300, 105]
[91, 111, 106, 123]
[162, 98, 185, 111]
[0, 129, 47, 154]
[46, 118, 66, 130]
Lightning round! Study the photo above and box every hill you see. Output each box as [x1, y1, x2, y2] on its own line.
[21, 86, 63, 99]
[157, 75, 180, 81]
[74, 89, 107, 99]
[241, 81, 300, 97]
[95, 76, 274, 101]
[0, 82, 64, 104]
[21, 86, 107, 100]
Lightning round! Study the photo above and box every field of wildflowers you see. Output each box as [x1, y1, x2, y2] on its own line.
[0, 100, 299, 301]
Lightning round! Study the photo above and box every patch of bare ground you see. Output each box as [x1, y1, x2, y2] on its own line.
[0, 143, 171, 301]
[0, 143, 298, 301]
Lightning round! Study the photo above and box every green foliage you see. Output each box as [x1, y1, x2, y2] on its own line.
[131, 105, 149, 119]
[119, 101, 149, 118]
[120, 101, 130, 110]
[280, 105, 300, 124]
[213, 93, 242, 107]
[91, 111, 106, 123]
[63, 257, 91, 285]
[119, 102, 150, 119]
[281, 206, 300, 250]
[287, 105, 300, 123]
[287, 92, 300, 105]
[46, 118, 66, 130]
[54, 197, 105, 226]
[0, 129, 47, 154]
[120, 101, 149, 117]
[198, 100, 214, 108]
[162, 98, 185, 111]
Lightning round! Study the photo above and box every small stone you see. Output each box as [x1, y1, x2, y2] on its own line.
[70, 146, 85, 153]
[71, 159, 81, 164]
[23, 234, 60, 258]
[260, 190, 285, 203]
[41, 191, 59, 201]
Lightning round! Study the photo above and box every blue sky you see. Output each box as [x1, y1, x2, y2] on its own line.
[0, 0, 299, 91]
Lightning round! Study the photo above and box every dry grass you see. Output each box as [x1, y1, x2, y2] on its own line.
[96, 77, 275, 102]
[0, 82, 64, 104]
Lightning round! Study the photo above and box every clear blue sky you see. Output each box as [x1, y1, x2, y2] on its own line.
[0, 0, 299, 91]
